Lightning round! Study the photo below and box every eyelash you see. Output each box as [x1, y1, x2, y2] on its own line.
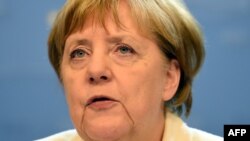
[115, 44, 135, 55]
[70, 48, 87, 59]
[69, 44, 135, 60]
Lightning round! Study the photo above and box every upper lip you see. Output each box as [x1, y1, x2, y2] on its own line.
[85, 95, 117, 106]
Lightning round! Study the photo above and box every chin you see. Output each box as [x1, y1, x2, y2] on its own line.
[79, 103, 134, 141]
[82, 117, 132, 141]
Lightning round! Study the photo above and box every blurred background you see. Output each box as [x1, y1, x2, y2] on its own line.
[0, 0, 249, 140]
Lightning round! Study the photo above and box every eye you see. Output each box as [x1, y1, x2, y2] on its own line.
[116, 45, 135, 55]
[70, 49, 86, 59]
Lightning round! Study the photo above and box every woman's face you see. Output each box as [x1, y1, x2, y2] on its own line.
[61, 1, 180, 141]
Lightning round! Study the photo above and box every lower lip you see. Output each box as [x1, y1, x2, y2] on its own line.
[87, 100, 117, 110]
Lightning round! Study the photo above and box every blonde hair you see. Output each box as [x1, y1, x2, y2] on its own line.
[48, 0, 204, 117]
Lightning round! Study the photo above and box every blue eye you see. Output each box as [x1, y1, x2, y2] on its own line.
[117, 45, 134, 55]
[70, 49, 86, 58]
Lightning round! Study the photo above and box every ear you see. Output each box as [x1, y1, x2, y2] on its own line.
[162, 59, 181, 101]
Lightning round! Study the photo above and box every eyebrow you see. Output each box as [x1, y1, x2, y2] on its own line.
[67, 37, 122, 48]
[106, 36, 123, 44]
[66, 35, 138, 50]
[73, 39, 92, 47]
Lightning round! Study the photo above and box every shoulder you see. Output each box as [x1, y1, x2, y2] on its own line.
[188, 127, 223, 141]
[35, 129, 82, 141]
[163, 111, 223, 141]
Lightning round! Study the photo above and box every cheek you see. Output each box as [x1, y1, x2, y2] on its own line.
[63, 76, 81, 105]
[65, 89, 85, 133]
[61, 65, 85, 104]
[117, 62, 166, 116]
[61, 72, 85, 130]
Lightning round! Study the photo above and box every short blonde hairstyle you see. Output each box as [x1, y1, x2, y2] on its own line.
[48, 0, 204, 117]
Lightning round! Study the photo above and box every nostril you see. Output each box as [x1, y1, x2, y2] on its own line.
[100, 76, 108, 80]
[89, 76, 108, 83]
[90, 77, 95, 82]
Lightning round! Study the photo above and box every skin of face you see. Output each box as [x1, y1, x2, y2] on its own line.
[60, 1, 180, 141]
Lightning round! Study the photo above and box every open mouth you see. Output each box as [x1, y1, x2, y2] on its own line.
[86, 96, 116, 106]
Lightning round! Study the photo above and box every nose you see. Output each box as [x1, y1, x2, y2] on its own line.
[87, 54, 112, 84]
